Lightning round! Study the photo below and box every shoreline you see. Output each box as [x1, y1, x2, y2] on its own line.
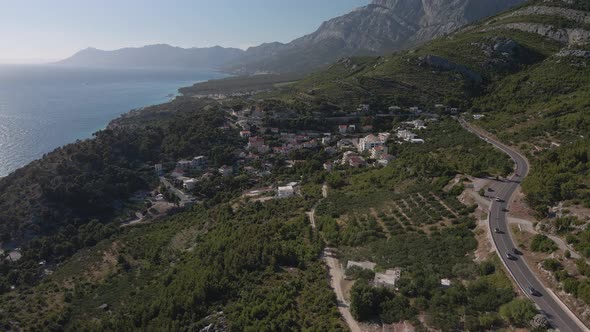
[0, 68, 226, 178]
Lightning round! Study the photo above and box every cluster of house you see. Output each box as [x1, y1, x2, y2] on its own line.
[328, 132, 395, 169]
[396, 130, 425, 143]
[241, 128, 327, 157]
[154, 155, 238, 192]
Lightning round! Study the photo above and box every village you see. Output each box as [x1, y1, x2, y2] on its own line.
[151, 103, 442, 208]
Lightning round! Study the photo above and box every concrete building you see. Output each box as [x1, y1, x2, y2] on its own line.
[397, 130, 417, 141]
[248, 136, 266, 151]
[182, 178, 198, 190]
[191, 156, 207, 168]
[412, 120, 427, 130]
[370, 146, 388, 159]
[176, 160, 192, 170]
[342, 151, 366, 168]
[277, 185, 295, 198]
[374, 268, 402, 289]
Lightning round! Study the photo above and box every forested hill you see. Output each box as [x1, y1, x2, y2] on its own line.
[267, 0, 590, 147]
[1, 0, 590, 330]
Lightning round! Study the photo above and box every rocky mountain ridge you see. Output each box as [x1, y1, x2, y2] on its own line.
[57, 0, 526, 74]
[226, 0, 526, 74]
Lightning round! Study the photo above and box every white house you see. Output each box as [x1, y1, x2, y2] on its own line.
[397, 130, 416, 141]
[277, 185, 295, 198]
[183, 178, 198, 190]
[412, 120, 427, 130]
[359, 134, 385, 152]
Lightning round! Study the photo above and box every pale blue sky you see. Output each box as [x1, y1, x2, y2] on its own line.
[0, 0, 368, 63]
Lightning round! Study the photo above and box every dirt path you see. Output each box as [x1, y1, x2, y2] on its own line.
[308, 184, 362, 332]
[324, 249, 362, 332]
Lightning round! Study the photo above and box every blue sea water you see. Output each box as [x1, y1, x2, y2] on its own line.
[0, 65, 226, 177]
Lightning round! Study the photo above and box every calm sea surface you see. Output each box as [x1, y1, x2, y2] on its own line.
[0, 65, 225, 177]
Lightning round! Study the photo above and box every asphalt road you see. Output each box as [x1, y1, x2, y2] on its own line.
[460, 120, 587, 332]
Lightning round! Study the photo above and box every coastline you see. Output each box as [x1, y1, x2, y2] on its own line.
[0, 66, 227, 178]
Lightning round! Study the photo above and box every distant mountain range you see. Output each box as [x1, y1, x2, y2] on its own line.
[57, 0, 525, 74]
[55, 44, 244, 68]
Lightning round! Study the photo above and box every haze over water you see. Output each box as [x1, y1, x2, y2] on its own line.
[0, 65, 225, 177]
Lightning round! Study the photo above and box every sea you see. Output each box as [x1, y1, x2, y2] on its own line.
[0, 65, 226, 177]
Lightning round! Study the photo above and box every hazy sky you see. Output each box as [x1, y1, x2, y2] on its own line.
[0, 0, 368, 63]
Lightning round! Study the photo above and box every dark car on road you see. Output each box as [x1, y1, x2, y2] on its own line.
[506, 252, 516, 260]
[528, 286, 540, 296]
[513, 248, 521, 255]
[494, 228, 502, 234]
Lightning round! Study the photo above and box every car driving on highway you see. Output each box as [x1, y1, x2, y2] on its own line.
[528, 286, 540, 297]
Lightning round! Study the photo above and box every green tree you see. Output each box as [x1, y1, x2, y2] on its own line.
[499, 299, 537, 327]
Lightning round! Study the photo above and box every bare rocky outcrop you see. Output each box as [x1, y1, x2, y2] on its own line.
[416, 55, 483, 82]
[499, 5, 590, 24]
[226, 0, 525, 74]
[483, 23, 590, 44]
[556, 49, 590, 57]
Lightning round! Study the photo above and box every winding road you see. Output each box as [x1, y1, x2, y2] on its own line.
[460, 119, 588, 332]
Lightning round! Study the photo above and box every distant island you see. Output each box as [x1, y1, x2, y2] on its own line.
[55, 44, 244, 69]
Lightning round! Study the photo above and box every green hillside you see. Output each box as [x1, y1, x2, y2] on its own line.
[2, 1, 590, 330]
